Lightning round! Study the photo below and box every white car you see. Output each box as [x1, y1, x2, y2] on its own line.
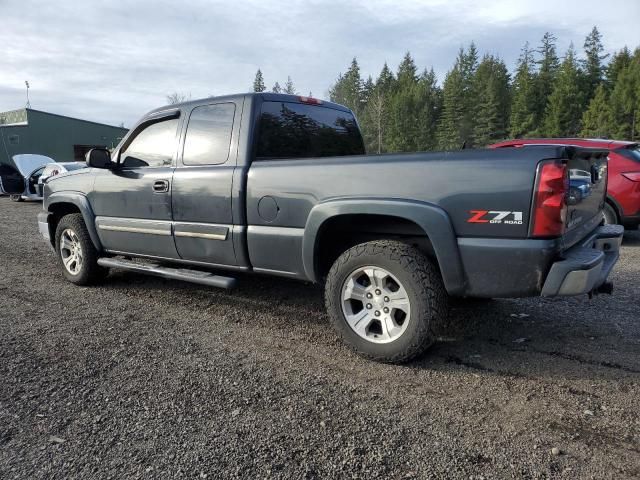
[36, 162, 87, 197]
[0, 154, 53, 202]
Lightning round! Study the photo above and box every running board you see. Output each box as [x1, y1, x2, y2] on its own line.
[97, 257, 237, 289]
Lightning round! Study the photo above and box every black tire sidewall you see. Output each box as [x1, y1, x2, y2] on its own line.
[54, 214, 104, 285]
[326, 242, 440, 362]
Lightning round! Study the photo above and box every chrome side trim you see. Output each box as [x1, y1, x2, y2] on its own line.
[247, 225, 305, 236]
[174, 231, 227, 241]
[98, 224, 170, 236]
[173, 221, 230, 241]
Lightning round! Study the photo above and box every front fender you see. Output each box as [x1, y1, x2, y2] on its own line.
[302, 198, 466, 295]
[45, 192, 102, 251]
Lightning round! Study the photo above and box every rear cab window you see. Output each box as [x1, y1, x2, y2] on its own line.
[256, 101, 365, 160]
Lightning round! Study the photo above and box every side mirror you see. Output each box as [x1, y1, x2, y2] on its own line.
[86, 148, 113, 168]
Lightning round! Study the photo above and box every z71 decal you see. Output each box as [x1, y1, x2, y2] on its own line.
[467, 210, 524, 225]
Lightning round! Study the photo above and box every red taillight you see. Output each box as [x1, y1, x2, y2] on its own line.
[531, 161, 568, 237]
[298, 96, 322, 105]
[622, 172, 640, 182]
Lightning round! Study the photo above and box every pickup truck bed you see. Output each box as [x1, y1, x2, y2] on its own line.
[22, 92, 623, 363]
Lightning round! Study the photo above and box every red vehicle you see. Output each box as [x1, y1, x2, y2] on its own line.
[491, 139, 640, 229]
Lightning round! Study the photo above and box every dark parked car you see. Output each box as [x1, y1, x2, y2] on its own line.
[5, 93, 622, 363]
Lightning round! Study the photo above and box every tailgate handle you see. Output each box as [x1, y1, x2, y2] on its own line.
[153, 180, 170, 193]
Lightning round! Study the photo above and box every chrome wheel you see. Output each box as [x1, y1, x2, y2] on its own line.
[59, 228, 83, 275]
[341, 266, 411, 344]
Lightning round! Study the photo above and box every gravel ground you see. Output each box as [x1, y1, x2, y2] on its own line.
[0, 197, 639, 479]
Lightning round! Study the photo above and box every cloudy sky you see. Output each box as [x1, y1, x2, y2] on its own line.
[1, 0, 638, 127]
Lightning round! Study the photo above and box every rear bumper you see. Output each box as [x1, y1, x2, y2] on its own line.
[457, 224, 624, 298]
[540, 224, 623, 296]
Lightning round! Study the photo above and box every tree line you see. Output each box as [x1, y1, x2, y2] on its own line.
[252, 69, 299, 95]
[320, 27, 640, 153]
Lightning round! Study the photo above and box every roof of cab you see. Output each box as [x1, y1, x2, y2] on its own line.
[146, 92, 352, 116]
[491, 138, 637, 151]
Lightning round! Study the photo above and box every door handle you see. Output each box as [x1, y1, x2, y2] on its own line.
[153, 180, 170, 193]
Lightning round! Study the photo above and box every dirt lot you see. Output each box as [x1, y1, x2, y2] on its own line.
[0, 197, 638, 479]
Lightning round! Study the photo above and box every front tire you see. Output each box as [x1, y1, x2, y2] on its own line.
[325, 240, 448, 363]
[54, 213, 107, 285]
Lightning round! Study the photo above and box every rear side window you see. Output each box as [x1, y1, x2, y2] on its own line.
[183, 103, 235, 166]
[618, 145, 640, 162]
[121, 118, 179, 168]
[256, 101, 364, 159]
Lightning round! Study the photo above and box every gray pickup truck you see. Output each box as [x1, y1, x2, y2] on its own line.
[25, 93, 622, 362]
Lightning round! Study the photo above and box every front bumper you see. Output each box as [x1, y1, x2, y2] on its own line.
[38, 211, 51, 244]
[540, 224, 623, 296]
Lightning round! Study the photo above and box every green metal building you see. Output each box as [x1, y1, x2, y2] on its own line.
[0, 108, 128, 166]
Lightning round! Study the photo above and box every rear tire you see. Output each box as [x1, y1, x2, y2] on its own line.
[325, 240, 448, 363]
[602, 202, 619, 225]
[54, 213, 108, 285]
[9, 194, 23, 202]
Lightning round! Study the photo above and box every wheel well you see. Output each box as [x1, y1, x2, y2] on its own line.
[314, 214, 435, 280]
[47, 203, 82, 245]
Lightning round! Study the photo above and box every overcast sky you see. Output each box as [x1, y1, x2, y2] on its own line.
[1, 0, 638, 127]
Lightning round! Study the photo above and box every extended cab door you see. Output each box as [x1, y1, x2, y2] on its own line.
[89, 112, 180, 258]
[171, 101, 239, 266]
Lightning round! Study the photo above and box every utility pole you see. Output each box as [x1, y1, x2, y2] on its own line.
[25, 81, 31, 108]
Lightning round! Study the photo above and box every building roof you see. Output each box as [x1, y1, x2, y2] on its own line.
[0, 108, 127, 131]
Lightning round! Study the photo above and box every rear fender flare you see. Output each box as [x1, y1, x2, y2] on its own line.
[302, 198, 466, 295]
[46, 192, 102, 251]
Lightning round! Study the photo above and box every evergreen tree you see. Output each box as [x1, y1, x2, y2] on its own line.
[253, 69, 266, 92]
[377, 62, 395, 92]
[472, 55, 511, 146]
[607, 47, 632, 89]
[272, 82, 282, 93]
[437, 63, 466, 150]
[329, 58, 363, 115]
[543, 44, 585, 136]
[608, 53, 640, 140]
[581, 84, 613, 137]
[583, 26, 608, 102]
[510, 42, 538, 137]
[362, 63, 396, 153]
[534, 32, 560, 129]
[284, 76, 296, 94]
[415, 68, 442, 150]
[436, 45, 477, 149]
[385, 54, 439, 152]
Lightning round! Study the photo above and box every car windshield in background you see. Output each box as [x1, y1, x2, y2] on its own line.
[618, 145, 640, 162]
[256, 101, 365, 159]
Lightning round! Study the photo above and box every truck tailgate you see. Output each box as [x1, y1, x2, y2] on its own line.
[562, 147, 609, 247]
